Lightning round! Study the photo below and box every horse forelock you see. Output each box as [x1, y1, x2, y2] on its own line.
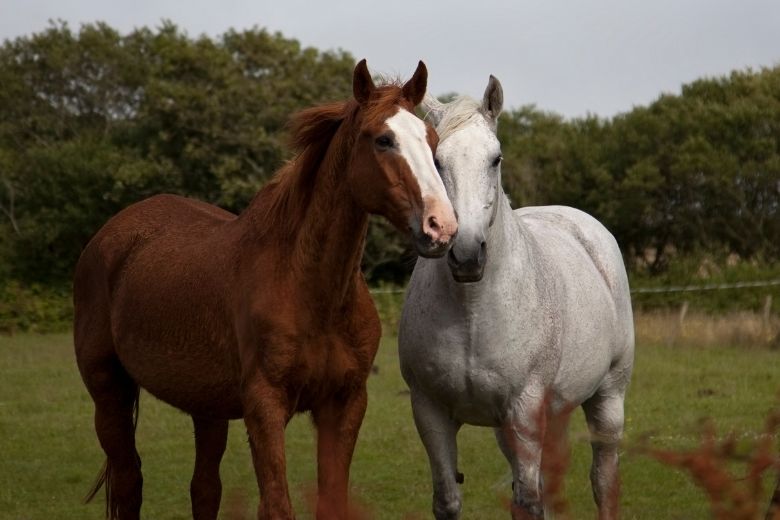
[362, 83, 415, 126]
[428, 96, 485, 141]
[283, 82, 410, 166]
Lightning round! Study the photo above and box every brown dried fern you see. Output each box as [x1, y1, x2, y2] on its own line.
[635, 407, 780, 520]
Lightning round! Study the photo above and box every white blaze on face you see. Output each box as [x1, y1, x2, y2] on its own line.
[385, 108, 450, 207]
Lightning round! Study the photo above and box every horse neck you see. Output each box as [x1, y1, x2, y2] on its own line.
[488, 194, 523, 260]
[241, 135, 369, 318]
[292, 156, 369, 311]
[471, 193, 534, 291]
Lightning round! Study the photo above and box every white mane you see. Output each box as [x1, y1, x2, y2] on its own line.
[424, 95, 484, 141]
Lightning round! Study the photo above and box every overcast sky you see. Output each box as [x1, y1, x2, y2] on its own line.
[2, 0, 779, 118]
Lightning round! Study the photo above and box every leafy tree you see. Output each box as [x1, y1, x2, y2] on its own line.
[498, 66, 780, 272]
[1, 21, 779, 292]
[0, 22, 355, 284]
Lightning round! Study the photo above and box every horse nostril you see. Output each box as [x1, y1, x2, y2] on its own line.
[428, 215, 441, 232]
[478, 241, 487, 266]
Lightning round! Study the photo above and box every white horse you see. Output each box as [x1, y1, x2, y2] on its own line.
[398, 77, 634, 519]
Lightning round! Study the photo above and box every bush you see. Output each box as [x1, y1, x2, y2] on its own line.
[0, 281, 72, 334]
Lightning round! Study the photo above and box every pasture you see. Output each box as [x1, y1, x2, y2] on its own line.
[1, 330, 778, 519]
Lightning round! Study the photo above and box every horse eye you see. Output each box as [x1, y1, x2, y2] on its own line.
[375, 135, 394, 149]
[492, 155, 503, 168]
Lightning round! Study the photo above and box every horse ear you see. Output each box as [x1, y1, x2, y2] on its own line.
[421, 93, 445, 127]
[353, 59, 375, 104]
[402, 60, 428, 106]
[481, 75, 504, 123]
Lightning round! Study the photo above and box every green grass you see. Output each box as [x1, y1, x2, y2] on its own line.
[1, 332, 778, 519]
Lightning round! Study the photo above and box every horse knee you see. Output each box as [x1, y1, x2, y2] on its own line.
[510, 498, 544, 520]
[511, 477, 543, 519]
[433, 494, 461, 520]
[584, 395, 624, 444]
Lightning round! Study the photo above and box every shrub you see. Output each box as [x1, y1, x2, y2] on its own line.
[0, 281, 72, 334]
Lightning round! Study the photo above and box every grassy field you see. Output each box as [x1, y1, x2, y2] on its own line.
[1, 331, 778, 519]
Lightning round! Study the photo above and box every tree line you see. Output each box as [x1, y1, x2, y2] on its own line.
[499, 70, 780, 273]
[1, 22, 778, 291]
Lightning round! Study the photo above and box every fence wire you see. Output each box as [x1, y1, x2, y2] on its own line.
[369, 279, 780, 296]
[630, 279, 780, 294]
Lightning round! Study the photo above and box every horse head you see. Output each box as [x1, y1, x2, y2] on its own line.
[423, 75, 504, 282]
[347, 59, 457, 258]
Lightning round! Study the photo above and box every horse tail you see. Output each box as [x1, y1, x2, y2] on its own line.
[83, 458, 110, 509]
[84, 386, 141, 519]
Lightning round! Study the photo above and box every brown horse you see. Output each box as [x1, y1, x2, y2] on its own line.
[73, 59, 457, 520]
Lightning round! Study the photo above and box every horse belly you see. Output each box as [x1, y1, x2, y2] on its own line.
[116, 333, 243, 419]
[109, 258, 245, 417]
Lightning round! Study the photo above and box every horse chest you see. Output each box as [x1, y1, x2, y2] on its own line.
[402, 296, 556, 426]
[414, 323, 523, 426]
[249, 289, 381, 411]
[276, 332, 369, 410]
[301, 335, 356, 377]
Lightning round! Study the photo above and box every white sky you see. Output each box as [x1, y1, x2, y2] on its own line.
[2, 0, 779, 118]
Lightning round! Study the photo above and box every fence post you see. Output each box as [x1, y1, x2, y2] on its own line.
[762, 294, 773, 344]
[667, 301, 689, 347]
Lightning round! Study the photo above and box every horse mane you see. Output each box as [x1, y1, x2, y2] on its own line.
[425, 95, 483, 141]
[245, 84, 409, 239]
[242, 100, 355, 237]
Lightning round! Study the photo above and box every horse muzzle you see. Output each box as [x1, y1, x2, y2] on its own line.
[411, 199, 458, 258]
[413, 226, 457, 258]
[447, 239, 486, 283]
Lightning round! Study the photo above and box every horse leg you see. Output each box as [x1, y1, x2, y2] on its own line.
[81, 358, 143, 520]
[582, 391, 625, 520]
[190, 417, 229, 520]
[312, 385, 368, 519]
[410, 389, 462, 520]
[494, 387, 546, 520]
[242, 379, 294, 520]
